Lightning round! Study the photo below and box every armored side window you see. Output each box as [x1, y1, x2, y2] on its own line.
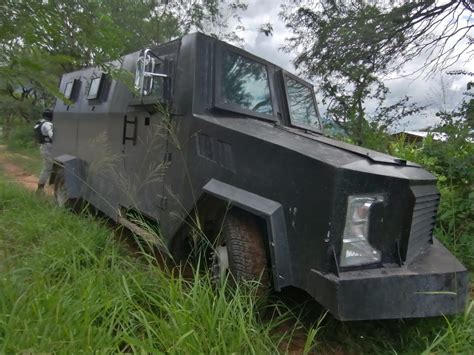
[215, 47, 274, 119]
[63, 79, 80, 102]
[64, 82, 74, 99]
[87, 74, 104, 100]
[284, 74, 321, 132]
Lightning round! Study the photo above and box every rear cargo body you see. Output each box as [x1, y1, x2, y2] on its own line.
[52, 32, 468, 320]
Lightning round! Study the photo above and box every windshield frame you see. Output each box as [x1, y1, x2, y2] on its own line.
[214, 43, 277, 121]
[282, 71, 323, 133]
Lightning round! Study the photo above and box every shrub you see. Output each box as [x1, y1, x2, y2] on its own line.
[5, 121, 38, 152]
[388, 106, 474, 269]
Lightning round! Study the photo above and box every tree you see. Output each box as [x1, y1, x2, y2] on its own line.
[173, 0, 248, 46]
[281, 1, 424, 145]
[0, 0, 247, 125]
[384, 0, 473, 74]
[0, 0, 138, 124]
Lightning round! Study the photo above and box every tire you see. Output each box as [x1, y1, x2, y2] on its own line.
[212, 209, 270, 292]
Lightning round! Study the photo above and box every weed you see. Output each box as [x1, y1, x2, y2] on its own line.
[0, 176, 320, 353]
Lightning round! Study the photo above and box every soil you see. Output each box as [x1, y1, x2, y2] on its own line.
[0, 145, 52, 194]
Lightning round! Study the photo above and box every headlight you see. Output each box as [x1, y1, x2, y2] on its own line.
[340, 195, 383, 267]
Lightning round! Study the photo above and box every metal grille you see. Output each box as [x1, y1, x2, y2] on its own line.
[406, 185, 440, 262]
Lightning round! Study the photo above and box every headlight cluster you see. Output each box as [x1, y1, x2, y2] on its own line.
[340, 195, 383, 267]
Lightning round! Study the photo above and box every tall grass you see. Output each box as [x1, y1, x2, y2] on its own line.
[1, 122, 472, 353]
[312, 302, 473, 354]
[0, 121, 42, 175]
[1, 121, 38, 154]
[0, 175, 322, 353]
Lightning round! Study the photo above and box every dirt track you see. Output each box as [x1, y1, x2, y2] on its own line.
[0, 145, 52, 194]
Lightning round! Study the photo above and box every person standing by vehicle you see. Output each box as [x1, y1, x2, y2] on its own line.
[34, 109, 54, 193]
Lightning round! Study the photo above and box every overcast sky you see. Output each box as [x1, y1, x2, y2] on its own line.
[230, 0, 473, 132]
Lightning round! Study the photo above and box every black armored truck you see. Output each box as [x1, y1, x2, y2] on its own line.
[51, 33, 468, 321]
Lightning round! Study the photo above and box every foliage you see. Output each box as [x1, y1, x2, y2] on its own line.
[190, 0, 248, 46]
[388, 101, 474, 269]
[0, 176, 322, 353]
[3, 121, 38, 153]
[281, 0, 472, 144]
[259, 23, 274, 37]
[385, 0, 473, 74]
[0, 0, 247, 125]
[281, 1, 424, 145]
[316, 301, 473, 354]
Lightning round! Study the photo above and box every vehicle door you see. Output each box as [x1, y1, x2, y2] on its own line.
[121, 48, 174, 220]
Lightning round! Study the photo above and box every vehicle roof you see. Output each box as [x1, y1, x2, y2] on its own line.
[189, 32, 316, 88]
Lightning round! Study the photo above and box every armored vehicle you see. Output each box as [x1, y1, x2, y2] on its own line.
[51, 33, 468, 321]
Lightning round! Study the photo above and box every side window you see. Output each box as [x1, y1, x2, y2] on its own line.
[87, 75, 103, 100]
[285, 77, 321, 131]
[64, 82, 74, 99]
[63, 79, 80, 102]
[220, 50, 273, 115]
[87, 73, 105, 100]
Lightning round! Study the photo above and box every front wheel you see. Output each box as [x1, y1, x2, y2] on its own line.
[212, 209, 270, 293]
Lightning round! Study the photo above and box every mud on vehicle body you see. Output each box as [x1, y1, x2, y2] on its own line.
[51, 33, 468, 321]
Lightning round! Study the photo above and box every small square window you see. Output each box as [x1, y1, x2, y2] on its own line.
[63, 79, 80, 102]
[284, 74, 321, 132]
[64, 82, 74, 99]
[88, 74, 104, 100]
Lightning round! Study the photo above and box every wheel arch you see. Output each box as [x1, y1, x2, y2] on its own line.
[172, 179, 294, 291]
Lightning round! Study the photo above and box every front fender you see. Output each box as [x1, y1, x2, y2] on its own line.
[202, 179, 293, 290]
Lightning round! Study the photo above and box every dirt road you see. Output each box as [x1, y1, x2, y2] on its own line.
[0, 145, 51, 193]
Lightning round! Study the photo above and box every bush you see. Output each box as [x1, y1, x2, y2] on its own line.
[388, 107, 474, 269]
[5, 121, 38, 152]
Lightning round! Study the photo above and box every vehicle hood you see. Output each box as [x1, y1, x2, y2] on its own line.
[194, 114, 436, 181]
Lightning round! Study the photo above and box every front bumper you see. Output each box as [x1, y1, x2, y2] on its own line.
[307, 239, 468, 320]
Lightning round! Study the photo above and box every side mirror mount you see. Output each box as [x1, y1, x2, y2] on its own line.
[134, 49, 170, 101]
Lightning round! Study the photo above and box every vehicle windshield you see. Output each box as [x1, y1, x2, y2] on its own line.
[286, 77, 321, 132]
[220, 50, 273, 115]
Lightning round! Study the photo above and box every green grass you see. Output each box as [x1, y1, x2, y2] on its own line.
[0, 122, 42, 175]
[0, 141, 472, 353]
[1, 121, 38, 153]
[0, 174, 472, 354]
[0, 148, 42, 176]
[315, 305, 473, 354]
[0, 175, 321, 353]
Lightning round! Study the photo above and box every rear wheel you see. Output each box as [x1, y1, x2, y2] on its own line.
[212, 209, 270, 293]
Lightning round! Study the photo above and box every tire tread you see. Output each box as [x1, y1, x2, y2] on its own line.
[222, 209, 270, 289]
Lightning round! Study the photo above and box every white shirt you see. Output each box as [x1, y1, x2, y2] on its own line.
[41, 121, 53, 140]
